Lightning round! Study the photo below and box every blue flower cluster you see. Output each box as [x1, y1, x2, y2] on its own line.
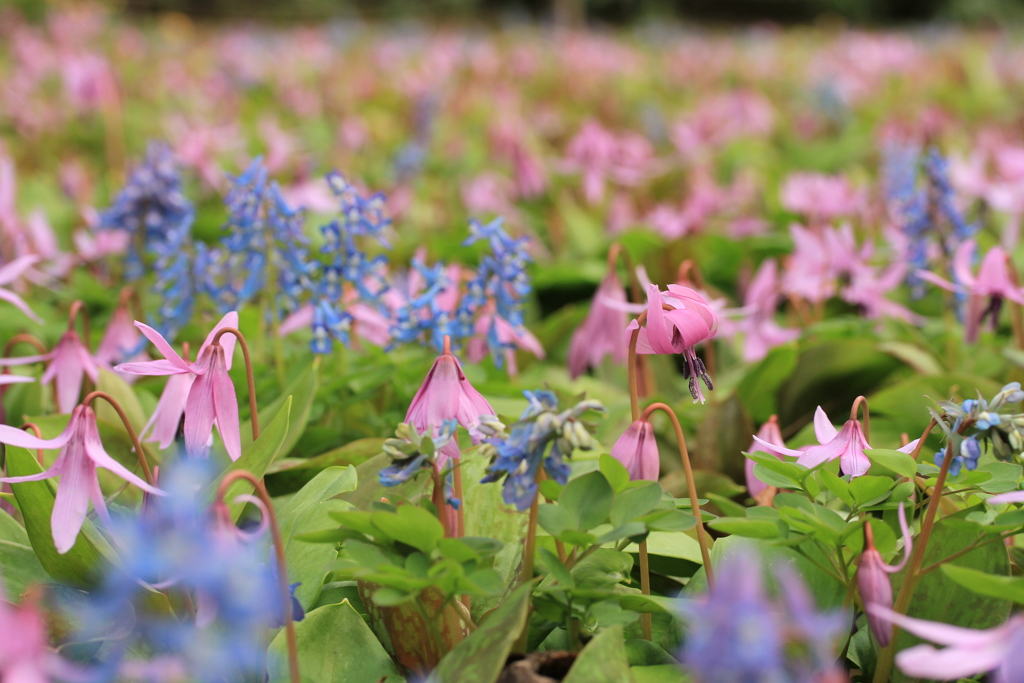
[678, 547, 847, 683]
[309, 171, 391, 353]
[378, 420, 463, 508]
[66, 459, 300, 683]
[196, 158, 316, 322]
[98, 142, 196, 341]
[884, 143, 976, 296]
[388, 257, 455, 351]
[480, 390, 603, 511]
[938, 382, 1024, 475]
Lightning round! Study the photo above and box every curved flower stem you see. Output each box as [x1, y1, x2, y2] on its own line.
[642, 402, 714, 587]
[850, 395, 870, 442]
[215, 471, 300, 683]
[82, 390, 155, 486]
[609, 244, 654, 397]
[1004, 252, 1024, 350]
[872, 415, 960, 683]
[21, 423, 44, 465]
[212, 327, 259, 441]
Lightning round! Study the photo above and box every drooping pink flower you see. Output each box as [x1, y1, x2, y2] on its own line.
[781, 224, 836, 305]
[0, 255, 43, 323]
[916, 239, 1024, 343]
[568, 270, 628, 378]
[780, 173, 863, 223]
[755, 406, 919, 478]
[0, 586, 89, 682]
[858, 503, 911, 646]
[467, 307, 546, 376]
[116, 312, 241, 460]
[143, 372, 194, 451]
[0, 322, 104, 414]
[745, 415, 786, 499]
[841, 261, 923, 325]
[561, 120, 657, 205]
[625, 283, 717, 403]
[95, 304, 147, 368]
[406, 341, 496, 469]
[734, 259, 801, 362]
[866, 605, 1024, 683]
[610, 419, 659, 481]
[0, 405, 164, 553]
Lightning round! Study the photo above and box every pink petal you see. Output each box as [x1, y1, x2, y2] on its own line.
[184, 372, 217, 459]
[133, 322, 191, 373]
[0, 374, 34, 385]
[0, 353, 50, 367]
[643, 285, 677, 354]
[53, 349, 85, 414]
[81, 409, 162, 494]
[896, 643, 1006, 681]
[914, 269, 960, 293]
[797, 433, 850, 470]
[211, 360, 241, 462]
[987, 491, 1024, 504]
[952, 239, 977, 289]
[813, 406, 839, 443]
[752, 434, 804, 458]
[278, 304, 313, 337]
[0, 287, 43, 323]
[868, 604, 1008, 647]
[50, 438, 93, 554]
[897, 439, 921, 454]
[143, 373, 194, 449]
[0, 255, 40, 286]
[200, 311, 239, 371]
[663, 307, 711, 348]
[0, 423, 72, 450]
[116, 359, 189, 376]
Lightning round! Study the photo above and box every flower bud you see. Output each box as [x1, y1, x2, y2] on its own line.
[858, 546, 894, 646]
[610, 420, 659, 481]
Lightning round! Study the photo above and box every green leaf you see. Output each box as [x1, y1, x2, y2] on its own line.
[538, 503, 575, 537]
[563, 624, 636, 683]
[276, 466, 358, 610]
[560, 470, 614, 531]
[4, 446, 109, 588]
[371, 505, 444, 553]
[0, 506, 48, 597]
[538, 479, 563, 501]
[751, 464, 798, 490]
[430, 585, 532, 683]
[849, 475, 894, 507]
[267, 437, 384, 486]
[864, 449, 918, 479]
[538, 547, 575, 588]
[207, 397, 291, 520]
[610, 482, 663, 527]
[707, 517, 782, 538]
[95, 368, 149, 437]
[631, 664, 690, 683]
[241, 359, 320, 458]
[818, 469, 855, 507]
[267, 599, 402, 683]
[600, 454, 631, 493]
[941, 564, 1024, 603]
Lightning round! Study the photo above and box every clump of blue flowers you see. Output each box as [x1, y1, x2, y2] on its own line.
[884, 143, 976, 296]
[678, 547, 847, 683]
[480, 390, 604, 511]
[937, 382, 1024, 475]
[65, 459, 300, 682]
[98, 142, 196, 341]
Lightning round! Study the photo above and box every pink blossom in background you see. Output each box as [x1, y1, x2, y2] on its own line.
[670, 91, 775, 160]
[561, 120, 657, 205]
[745, 415, 786, 499]
[732, 259, 801, 362]
[568, 270, 628, 378]
[461, 172, 515, 218]
[780, 173, 863, 223]
[610, 419, 660, 481]
[467, 307, 545, 376]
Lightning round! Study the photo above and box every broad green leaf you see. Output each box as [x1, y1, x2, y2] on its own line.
[241, 359, 319, 458]
[560, 470, 614, 531]
[889, 519, 1012, 683]
[267, 438, 384, 488]
[538, 547, 575, 588]
[4, 446, 109, 588]
[610, 482, 663, 527]
[631, 664, 690, 683]
[745, 451, 806, 485]
[267, 599, 402, 683]
[751, 464, 798, 490]
[818, 469, 855, 507]
[600, 454, 631, 493]
[941, 564, 1024, 603]
[334, 452, 429, 510]
[865, 449, 917, 479]
[707, 517, 782, 538]
[977, 462, 1024, 494]
[430, 585, 532, 683]
[538, 503, 575, 537]
[0, 507, 47, 596]
[849, 475, 894, 507]
[563, 624, 635, 683]
[206, 397, 291, 520]
[371, 505, 444, 553]
[277, 466, 358, 610]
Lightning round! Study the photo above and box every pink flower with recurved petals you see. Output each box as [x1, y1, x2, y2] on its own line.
[116, 312, 240, 460]
[568, 269, 628, 379]
[96, 304, 147, 368]
[0, 322, 104, 414]
[780, 173, 863, 223]
[0, 586, 89, 682]
[0, 255, 43, 323]
[0, 405, 164, 553]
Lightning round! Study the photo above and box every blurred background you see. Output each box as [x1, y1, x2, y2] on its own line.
[3, 0, 1024, 24]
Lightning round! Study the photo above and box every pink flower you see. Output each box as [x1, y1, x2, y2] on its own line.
[568, 270, 628, 378]
[0, 255, 43, 323]
[916, 239, 1024, 343]
[780, 173, 863, 222]
[745, 415, 786, 499]
[0, 405, 164, 553]
[735, 259, 800, 362]
[781, 225, 836, 305]
[143, 373, 194, 451]
[116, 312, 241, 461]
[0, 324, 104, 414]
[561, 121, 657, 205]
[406, 343, 496, 469]
[467, 308, 546, 376]
[0, 587, 88, 682]
[610, 420, 659, 481]
[95, 304, 147, 367]
[858, 503, 911, 646]
[842, 261, 923, 325]
[866, 606, 1024, 683]
[756, 406, 919, 478]
[625, 283, 717, 403]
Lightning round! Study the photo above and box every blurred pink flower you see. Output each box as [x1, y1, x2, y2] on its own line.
[568, 270, 628, 378]
[467, 308, 545, 376]
[0, 587, 87, 681]
[0, 255, 43, 323]
[610, 419, 659, 481]
[735, 259, 800, 362]
[745, 415, 785, 499]
[780, 173, 863, 223]
[561, 121, 657, 205]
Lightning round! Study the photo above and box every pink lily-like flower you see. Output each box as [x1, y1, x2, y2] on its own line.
[0, 405, 164, 553]
[858, 503, 912, 646]
[116, 312, 240, 460]
[0, 255, 43, 323]
[916, 239, 1024, 343]
[95, 303, 147, 368]
[406, 338, 496, 469]
[466, 306, 546, 377]
[745, 415, 786, 500]
[0, 323, 103, 414]
[625, 283, 718, 403]
[568, 269, 628, 379]
[780, 172, 863, 223]
[0, 585, 91, 683]
[732, 259, 801, 362]
[842, 261, 923, 325]
[755, 406, 919, 478]
[610, 419, 659, 481]
[866, 605, 1024, 683]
